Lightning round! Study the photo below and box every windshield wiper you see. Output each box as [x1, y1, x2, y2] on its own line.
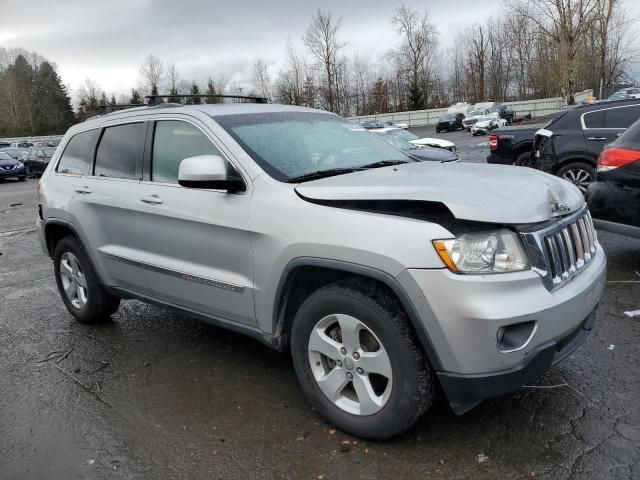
[286, 160, 409, 184]
[287, 167, 362, 183]
[359, 159, 410, 168]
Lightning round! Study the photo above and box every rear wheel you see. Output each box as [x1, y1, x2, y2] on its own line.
[514, 151, 533, 167]
[53, 236, 120, 323]
[556, 162, 595, 194]
[291, 279, 434, 440]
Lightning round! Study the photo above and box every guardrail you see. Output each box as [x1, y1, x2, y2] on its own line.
[349, 90, 594, 127]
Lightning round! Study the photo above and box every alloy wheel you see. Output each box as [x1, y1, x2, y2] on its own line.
[562, 168, 593, 193]
[308, 314, 392, 416]
[59, 252, 88, 309]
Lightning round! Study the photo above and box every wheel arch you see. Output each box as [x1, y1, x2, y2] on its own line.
[272, 257, 443, 371]
[555, 155, 596, 173]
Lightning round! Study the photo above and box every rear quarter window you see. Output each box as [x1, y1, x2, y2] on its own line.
[56, 129, 99, 175]
[604, 105, 640, 129]
[583, 110, 605, 129]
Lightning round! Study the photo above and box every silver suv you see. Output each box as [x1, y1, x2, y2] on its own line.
[37, 103, 606, 439]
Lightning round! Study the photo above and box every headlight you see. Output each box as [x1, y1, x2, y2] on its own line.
[433, 230, 529, 274]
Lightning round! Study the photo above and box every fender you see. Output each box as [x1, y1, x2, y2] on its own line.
[272, 257, 444, 371]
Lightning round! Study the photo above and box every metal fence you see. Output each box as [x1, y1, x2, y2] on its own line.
[348, 90, 594, 127]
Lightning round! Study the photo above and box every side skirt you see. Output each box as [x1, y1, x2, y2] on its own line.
[105, 286, 282, 351]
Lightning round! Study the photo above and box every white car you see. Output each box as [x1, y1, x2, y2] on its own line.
[470, 117, 507, 136]
[373, 127, 456, 152]
[461, 109, 492, 130]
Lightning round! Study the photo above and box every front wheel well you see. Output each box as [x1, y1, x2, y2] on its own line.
[273, 263, 442, 370]
[44, 223, 76, 257]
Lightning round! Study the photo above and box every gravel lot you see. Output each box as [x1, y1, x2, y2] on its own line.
[1, 158, 639, 479]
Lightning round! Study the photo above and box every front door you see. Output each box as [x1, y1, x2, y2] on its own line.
[136, 119, 256, 326]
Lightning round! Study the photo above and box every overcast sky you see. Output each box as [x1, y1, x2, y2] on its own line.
[1, 0, 639, 99]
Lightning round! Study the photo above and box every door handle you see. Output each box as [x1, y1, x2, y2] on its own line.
[75, 186, 91, 194]
[140, 195, 163, 204]
[587, 137, 607, 141]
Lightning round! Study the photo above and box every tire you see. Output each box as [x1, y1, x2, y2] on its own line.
[53, 236, 120, 323]
[514, 151, 533, 167]
[556, 162, 596, 195]
[17, 176, 26, 181]
[291, 279, 434, 440]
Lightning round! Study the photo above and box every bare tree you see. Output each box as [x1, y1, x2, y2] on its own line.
[304, 10, 344, 113]
[139, 54, 164, 95]
[252, 56, 272, 100]
[507, 0, 599, 103]
[391, 5, 438, 109]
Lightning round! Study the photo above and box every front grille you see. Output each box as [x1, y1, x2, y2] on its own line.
[1, 165, 14, 171]
[520, 207, 598, 291]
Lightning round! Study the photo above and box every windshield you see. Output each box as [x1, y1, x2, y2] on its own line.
[440, 115, 455, 121]
[386, 129, 419, 142]
[0, 152, 12, 160]
[373, 132, 415, 151]
[468, 110, 485, 116]
[43, 148, 56, 158]
[215, 112, 412, 182]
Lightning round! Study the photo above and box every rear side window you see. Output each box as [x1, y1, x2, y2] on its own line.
[151, 120, 223, 184]
[604, 105, 640, 129]
[56, 130, 99, 174]
[94, 123, 145, 179]
[583, 110, 605, 129]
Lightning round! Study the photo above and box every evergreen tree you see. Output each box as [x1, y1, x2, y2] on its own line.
[109, 94, 117, 106]
[204, 78, 217, 104]
[32, 61, 74, 134]
[99, 92, 108, 106]
[186, 82, 200, 105]
[408, 80, 424, 111]
[130, 88, 142, 104]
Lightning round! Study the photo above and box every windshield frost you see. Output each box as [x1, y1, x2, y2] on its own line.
[215, 112, 412, 181]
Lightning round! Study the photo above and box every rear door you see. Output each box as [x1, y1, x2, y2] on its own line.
[583, 104, 640, 158]
[70, 121, 150, 294]
[137, 118, 256, 326]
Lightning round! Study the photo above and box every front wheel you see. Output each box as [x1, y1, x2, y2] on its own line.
[291, 279, 435, 440]
[556, 162, 595, 194]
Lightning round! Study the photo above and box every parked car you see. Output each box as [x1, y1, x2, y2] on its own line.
[586, 117, 640, 238]
[375, 127, 457, 152]
[372, 131, 459, 162]
[471, 117, 507, 136]
[380, 120, 409, 130]
[360, 120, 386, 129]
[0, 147, 29, 160]
[462, 109, 490, 130]
[24, 147, 57, 177]
[487, 105, 514, 125]
[10, 141, 33, 148]
[486, 126, 540, 165]
[436, 113, 465, 132]
[37, 102, 605, 440]
[532, 98, 640, 193]
[607, 92, 630, 101]
[617, 87, 640, 99]
[0, 142, 11, 149]
[0, 151, 26, 181]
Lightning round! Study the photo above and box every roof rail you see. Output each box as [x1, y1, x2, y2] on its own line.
[97, 104, 145, 114]
[145, 94, 268, 106]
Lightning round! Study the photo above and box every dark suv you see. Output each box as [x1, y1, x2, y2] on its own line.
[532, 99, 640, 193]
[436, 113, 465, 132]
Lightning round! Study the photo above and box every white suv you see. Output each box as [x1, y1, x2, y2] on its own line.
[36, 101, 606, 439]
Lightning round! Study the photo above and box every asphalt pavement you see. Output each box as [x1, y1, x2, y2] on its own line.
[1, 164, 639, 479]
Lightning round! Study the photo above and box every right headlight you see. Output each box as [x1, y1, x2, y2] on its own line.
[432, 229, 529, 274]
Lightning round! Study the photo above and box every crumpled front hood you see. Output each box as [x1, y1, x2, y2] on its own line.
[295, 162, 584, 224]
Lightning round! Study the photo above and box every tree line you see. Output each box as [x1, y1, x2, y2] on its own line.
[0, 48, 75, 137]
[2, 0, 638, 136]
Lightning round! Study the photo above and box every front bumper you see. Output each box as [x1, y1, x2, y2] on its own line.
[397, 245, 606, 412]
[0, 165, 26, 177]
[439, 308, 597, 413]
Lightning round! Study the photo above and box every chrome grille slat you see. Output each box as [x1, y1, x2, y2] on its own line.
[520, 206, 598, 292]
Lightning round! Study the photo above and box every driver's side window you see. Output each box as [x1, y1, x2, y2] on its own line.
[151, 120, 225, 184]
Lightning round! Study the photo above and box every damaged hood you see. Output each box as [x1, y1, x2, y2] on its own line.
[295, 162, 585, 224]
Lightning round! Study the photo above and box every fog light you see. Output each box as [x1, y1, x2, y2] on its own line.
[497, 321, 537, 353]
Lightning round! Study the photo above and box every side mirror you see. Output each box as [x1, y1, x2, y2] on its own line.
[178, 155, 245, 192]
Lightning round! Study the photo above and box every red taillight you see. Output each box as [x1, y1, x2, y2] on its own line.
[598, 147, 640, 170]
[489, 135, 498, 151]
